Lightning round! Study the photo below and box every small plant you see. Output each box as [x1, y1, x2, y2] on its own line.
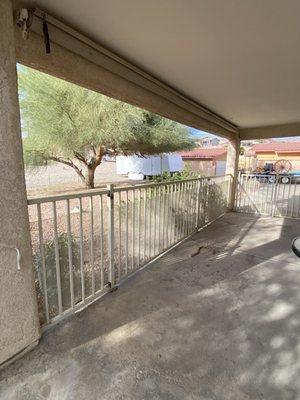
[34, 233, 80, 321]
[152, 166, 199, 183]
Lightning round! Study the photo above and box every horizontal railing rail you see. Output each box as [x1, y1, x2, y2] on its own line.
[27, 187, 110, 204]
[235, 172, 300, 218]
[28, 174, 232, 204]
[28, 175, 232, 328]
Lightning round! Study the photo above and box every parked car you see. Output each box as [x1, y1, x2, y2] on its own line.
[254, 170, 300, 184]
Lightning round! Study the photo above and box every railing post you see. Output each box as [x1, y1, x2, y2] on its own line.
[271, 175, 278, 217]
[195, 178, 201, 230]
[107, 184, 115, 287]
[233, 172, 241, 209]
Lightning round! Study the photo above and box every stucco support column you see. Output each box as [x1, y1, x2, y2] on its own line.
[0, 0, 40, 366]
[225, 137, 240, 211]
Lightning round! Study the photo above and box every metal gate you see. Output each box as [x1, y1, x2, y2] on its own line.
[235, 173, 300, 218]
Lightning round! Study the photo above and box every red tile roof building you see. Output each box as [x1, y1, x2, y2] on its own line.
[249, 141, 300, 172]
[251, 141, 300, 153]
[179, 147, 227, 176]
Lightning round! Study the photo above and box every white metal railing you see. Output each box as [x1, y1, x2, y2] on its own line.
[235, 173, 300, 218]
[28, 175, 232, 327]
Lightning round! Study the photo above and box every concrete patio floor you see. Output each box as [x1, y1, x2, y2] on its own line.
[1, 212, 300, 400]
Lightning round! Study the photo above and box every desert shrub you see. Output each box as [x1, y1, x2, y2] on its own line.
[152, 166, 199, 183]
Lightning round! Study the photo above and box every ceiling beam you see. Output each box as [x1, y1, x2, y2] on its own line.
[13, 5, 238, 140]
[240, 123, 300, 140]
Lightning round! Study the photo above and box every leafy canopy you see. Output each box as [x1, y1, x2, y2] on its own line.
[19, 66, 195, 168]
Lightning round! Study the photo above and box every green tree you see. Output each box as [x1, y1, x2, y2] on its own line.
[19, 67, 195, 188]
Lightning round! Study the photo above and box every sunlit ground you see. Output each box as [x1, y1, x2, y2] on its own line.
[1, 212, 300, 400]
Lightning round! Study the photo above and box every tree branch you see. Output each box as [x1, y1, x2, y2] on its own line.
[73, 151, 88, 166]
[48, 156, 86, 183]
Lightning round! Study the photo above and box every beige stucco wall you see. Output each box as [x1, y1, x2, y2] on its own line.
[256, 152, 300, 161]
[183, 159, 215, 176]
[0, 0, 40, 365]
[226, 138, 240, 210]
[240, 124, 300, 140]
[255, 152, 300, 171]
[239, 155, 257, 171]
[183, 153, 227, 176]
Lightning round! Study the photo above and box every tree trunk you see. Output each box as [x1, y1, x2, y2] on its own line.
[85, 166, 95, 189]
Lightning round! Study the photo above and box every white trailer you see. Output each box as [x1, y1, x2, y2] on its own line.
[116, 154, 183, 180]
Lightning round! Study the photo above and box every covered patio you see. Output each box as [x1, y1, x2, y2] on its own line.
[1, 2, 300, 397]
[1, 213, 300, 399]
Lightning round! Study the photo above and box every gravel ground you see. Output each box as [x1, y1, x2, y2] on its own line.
[25, 161, 132, 197]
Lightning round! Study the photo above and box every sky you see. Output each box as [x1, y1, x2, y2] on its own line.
[188, 127, 216, 138]
[275, 136, 300, 141]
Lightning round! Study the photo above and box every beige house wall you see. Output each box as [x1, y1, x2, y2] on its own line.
[183, 153, 227, 176]
[240, 123, 300, 140]
[183, 159, 215, 176]
[0, 0, 40, 366]
[226, 138, 240, 210]
[256, 152, 300, 171]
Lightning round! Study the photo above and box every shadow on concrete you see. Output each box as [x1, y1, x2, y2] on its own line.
[273, 192, 300, 218]
[1, 212, 300, 399]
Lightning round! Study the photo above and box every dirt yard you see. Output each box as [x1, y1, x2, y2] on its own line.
[25, 161, 132, 197]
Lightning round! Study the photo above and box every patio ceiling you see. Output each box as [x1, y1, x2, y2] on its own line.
[13, 0, 300, 139]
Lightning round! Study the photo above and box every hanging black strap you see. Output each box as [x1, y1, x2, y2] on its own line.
[42, 19, 51, 54]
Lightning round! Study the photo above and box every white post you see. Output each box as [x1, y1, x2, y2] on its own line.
[0, 0, 40, 365]
[225, 137, 240, 211]
[107, 184, 115, 287]
[195, 178, 201, 229]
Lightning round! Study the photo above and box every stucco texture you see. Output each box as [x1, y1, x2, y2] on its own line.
[0, 0, 40, 365]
